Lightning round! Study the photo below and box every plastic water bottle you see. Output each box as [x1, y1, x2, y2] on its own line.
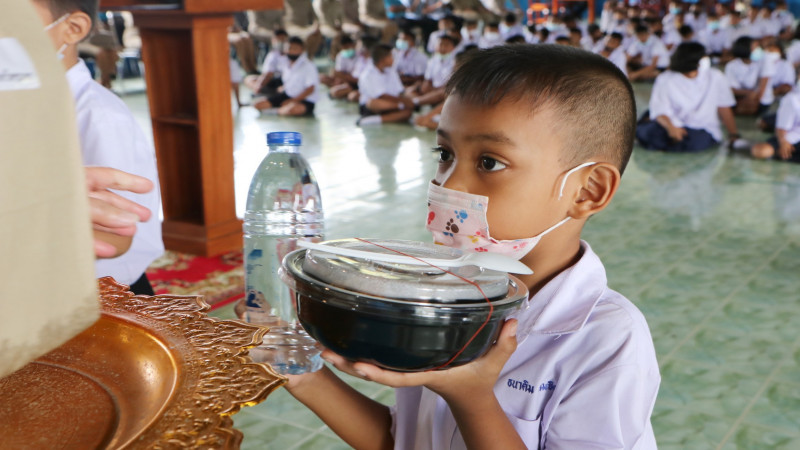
[244, 131, 324, 374]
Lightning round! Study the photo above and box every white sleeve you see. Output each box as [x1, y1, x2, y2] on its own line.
[713, 71, 736, 108]
[724, 63, 743, 89]
[648, 75, 672, 119]
[775, 95, 797, 132]
[305, 63, 319, 90]
[359, 72, 383, 101]
[334, 53, 345, 72]
[424, 58, 435, 81]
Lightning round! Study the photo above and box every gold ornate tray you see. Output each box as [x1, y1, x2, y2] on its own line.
[0, 277, 285, 449]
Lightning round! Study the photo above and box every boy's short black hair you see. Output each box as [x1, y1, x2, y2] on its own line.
[569, 28, 582, 36]
[504, 12, 517, 23]
[731, 36, 753, 59]
[439, 34, 459, 47]
[486, 21, 500, 30]
[288, 36, 305, 47]
[36, 0, 98, 30]
[587, 23, 601, 34]
[635, 24, 650, 34]
[341, 35, 355, 46]
[505, 34, 527, 44]
[274, 28, 289, 38]
[371, 43, 393, 65]
[445, 45, 636, 174]
[359, 34, 379, 50]
[610, 32, 624, 41]
[678, 24, 694, 38]
[539, 28, 551, 40]
[399, 27, 415, 39]
[669, 42, 705, 73]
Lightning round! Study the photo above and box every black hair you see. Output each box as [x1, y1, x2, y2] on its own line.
[455, 45, 479, 66]
[359, 34, 380, 51]
[445, 45, 636, 174]
[669, 42, 706, 73]
[610, 32, 624, 41]
[439, 34, 459, 47]
[505, 34, 527, 44]
[731, 36, 753, 59]
[341, 35, 355, 46]
[371, 43, 393, 65]
[36, 0, 98, 30]
[569, 27, 582, 36]
[504, 12, 517, 24]
[678, 24, 694, 38]
[555, 36, 571, 44]
[486, 21, 500, 29]
[635, 24, 650, 34]
[539, 28, 551, 40]
[288, 36, 305, 47]
[274, 28, 289, 37]
[587, 23, 601, 34]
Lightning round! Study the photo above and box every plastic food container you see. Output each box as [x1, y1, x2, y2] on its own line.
[280, 239, 528, 371]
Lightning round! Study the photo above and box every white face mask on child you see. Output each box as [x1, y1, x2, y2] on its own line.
[426, 162, 596, 261]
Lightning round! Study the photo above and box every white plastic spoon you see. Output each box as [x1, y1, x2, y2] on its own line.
[297, 241, 533, 275]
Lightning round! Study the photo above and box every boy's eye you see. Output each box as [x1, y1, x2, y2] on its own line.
[433, 147, 453, 163]
[479, 156, 507, 172]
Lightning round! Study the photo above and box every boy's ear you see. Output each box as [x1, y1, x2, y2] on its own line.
[568, 163, 620, 220]
[62, 12, 93, 45]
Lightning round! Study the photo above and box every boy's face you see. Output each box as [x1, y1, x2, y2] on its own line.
[287, 43, 304, 58]
[438, 40, 454, 55]
[434, 96, 574, 243]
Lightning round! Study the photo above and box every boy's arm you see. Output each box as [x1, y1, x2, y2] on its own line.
[286, 366, 394, 450]
[289, 85, 315, 102]
[718, 106, 739, 137]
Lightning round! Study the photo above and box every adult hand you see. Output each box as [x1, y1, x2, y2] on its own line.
[85, 167, 153, 257]
[320, 319, 518, 401]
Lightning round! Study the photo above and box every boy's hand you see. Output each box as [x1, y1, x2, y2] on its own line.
[321, 319, 518, 401]
[778, 138, 795, 160]
[667, 125, 687, 142]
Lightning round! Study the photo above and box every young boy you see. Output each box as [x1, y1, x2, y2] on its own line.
[286, 45, 660, 449]
[33, 0, 163, 295]
[244, 29, 289, 98]
[320, 35, 359, 99]
[626, 25, 670, 81]
[393, 28, 429, 86]
[752, 88, 800, 163]
[253, 37, 319, 116]
[405, 34, 457, 108]
[356, 44, 413, 126]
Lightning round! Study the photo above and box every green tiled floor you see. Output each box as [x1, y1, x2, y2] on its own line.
[124, 78, 800, 449]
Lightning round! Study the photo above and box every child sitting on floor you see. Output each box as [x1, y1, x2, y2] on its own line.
[320, 35, 359, 99]
[637, 42, 741, 152]
[752, 87, 800, 163]
[405, 34, 457, 108]
[725, 36, 777, 115]
[253, 36, 319, 116]
[394, 28, 429, 86]
[356, 44, 413, 126]
[244, 29, 289, 98]
[285, 44, 660, 449]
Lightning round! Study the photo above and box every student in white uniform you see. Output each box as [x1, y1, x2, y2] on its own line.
[34, 0, 163, 295]
[758, 41, 796, 132]
[253, 37, 319, 116]
[598, 32, 629, 77]
[427, 15, 456, 54]
[581, 23, 606, 52]
[356, 44, 413, 126]
[405, 34, 456, 107]
[393, 28, 429, 86]
[321, 35, 360, 99]
[499, 11, 524, 40]
[479, 21, 505, 48]
[459, 19, 481, 46]
[627, 24, 670, 81]
[285, 44, 660, 450]
[752, 88, 800, 163]
[244, 29, 289, 97]
[725, 36, 778, 116]
[344, 35, 380, 103]
[637, 42, 741, 152]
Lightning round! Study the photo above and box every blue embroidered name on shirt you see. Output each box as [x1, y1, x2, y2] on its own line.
[507, 378, 556, 394]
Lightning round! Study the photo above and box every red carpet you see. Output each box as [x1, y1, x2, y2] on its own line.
[146, 250, 244, 311]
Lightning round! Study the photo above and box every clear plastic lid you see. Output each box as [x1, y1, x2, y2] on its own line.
[300, 239, 511, 302]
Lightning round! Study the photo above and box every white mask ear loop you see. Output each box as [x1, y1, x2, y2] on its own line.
[44, 13, 70, 31]
[558, 161, 597, 200]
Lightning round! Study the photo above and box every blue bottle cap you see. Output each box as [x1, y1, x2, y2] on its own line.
[267, 132, 302, 145]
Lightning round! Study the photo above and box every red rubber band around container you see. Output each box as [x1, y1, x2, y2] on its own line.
[354, 238, 494, 371]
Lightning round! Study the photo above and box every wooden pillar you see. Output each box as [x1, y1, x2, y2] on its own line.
[134, 13, 241, 256]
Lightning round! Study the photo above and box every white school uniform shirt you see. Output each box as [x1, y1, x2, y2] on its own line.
[650, 68, 736, 141]
[773, 9, 795, 31]
[67, 60, 164, 285]
[600, 46, 628, 76]
[427, 30, 447, 54]
[352, 53, 372, 79]
[626, 37, 670, 69]
[261, 48, 285, 75]
[500, 23, 525, 40]
[460, 28, 481, 47]
[772, 59, 796, 88]
[727, 22, 753, 48]
[277, 54, 319, 103]
[393, 47, 428, 77]
[775, 90, 800, 143]
[705, 28, 731, 53]
[479, 33, 505, 48]
[334, 52, 357, 74]
[724, 57, 777, 106]
[391, 242, 660, 450]
[358, 63, 404, 105]
[786, 40, 800, 67]
[424, 52, 455, 88]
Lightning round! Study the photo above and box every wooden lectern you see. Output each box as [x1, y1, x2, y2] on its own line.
[102, 0, 281, 256]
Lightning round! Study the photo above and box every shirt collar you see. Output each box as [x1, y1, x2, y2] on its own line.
[513, 240, 607, 337]
[65, 59, 92, 98]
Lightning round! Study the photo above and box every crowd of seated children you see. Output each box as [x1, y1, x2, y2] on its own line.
[725, 36, 777, 116]
[627, 24, 670, 81]
[336, 35, 379, 103]
[636, 42, 741, 153]
[356, 44, 413, 126]
[405, 34, 457, 109]
[253, 37, 319, 116]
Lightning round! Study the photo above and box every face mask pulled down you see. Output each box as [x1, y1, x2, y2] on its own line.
[426, 162, 596, 261]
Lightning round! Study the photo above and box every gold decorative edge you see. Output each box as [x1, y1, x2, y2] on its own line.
[96, 277, 287, 449]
